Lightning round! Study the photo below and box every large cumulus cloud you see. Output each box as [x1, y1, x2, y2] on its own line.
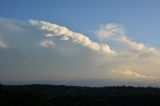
[0, 17, 160, 86]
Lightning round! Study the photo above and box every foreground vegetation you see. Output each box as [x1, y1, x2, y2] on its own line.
[0, 84, 160, 106]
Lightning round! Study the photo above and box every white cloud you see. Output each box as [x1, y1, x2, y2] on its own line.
[111, 69, 154, 79]
[121, 36, 145, 51]
[39, 40, 54, 48]
[60, 36, 69, 41]
[30, 20, 116, 56]
[96, 23, 125, 40]
[96, 23, 156, 52]
[0, 41, 7, 48]
[1, 18, 160, 86]
[95, 23, 160, 81]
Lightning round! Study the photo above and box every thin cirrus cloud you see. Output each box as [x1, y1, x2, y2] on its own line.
[0, 17, 160, 86]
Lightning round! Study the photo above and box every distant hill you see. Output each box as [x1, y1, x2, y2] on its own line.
[0, 84, 160, 106]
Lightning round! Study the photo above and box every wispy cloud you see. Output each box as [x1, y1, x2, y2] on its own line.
[96, 23, 160, 80]
[39, 40, 54, 48]
[0, 41, 7, 48]
[96, 23, 155, 52]
[96, 23, 125, 40]
[111, 69, 154, 79]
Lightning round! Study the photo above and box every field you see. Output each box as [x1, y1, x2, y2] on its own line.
[0, 84, 160, 106]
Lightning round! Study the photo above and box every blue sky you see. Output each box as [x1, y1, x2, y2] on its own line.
[1, 0, 160, 47]
[1, 0, 160, 86]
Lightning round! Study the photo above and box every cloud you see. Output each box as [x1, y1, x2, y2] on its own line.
[96, 23, 154, 52]
[121, 37, 145, 51]
[95, 23, 160, 82]
[0, 41, 7, 48]
[111, 69, 154, 79]
[30, 20, 116, 56]
[39, 40, 55, 48]
[1, 18, 160, 86]
[96, 23, 125, 40]
[0, 18, 114, 82]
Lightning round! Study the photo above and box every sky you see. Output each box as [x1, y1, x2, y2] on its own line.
[0, 0, 160, 87]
